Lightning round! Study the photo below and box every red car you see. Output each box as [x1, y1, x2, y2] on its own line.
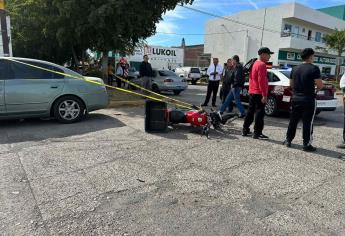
[240, 69, 337, 116]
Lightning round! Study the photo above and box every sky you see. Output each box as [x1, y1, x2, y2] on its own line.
[146, 0, 345, 47]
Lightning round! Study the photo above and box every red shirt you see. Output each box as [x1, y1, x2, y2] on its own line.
[249, 60, 268, 97]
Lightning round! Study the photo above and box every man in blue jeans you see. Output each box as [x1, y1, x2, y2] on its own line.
[218, 55, 246, 118]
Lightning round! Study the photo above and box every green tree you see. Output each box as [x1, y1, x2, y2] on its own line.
[8, 0, 194, 80]
[323, 29, 345, 81]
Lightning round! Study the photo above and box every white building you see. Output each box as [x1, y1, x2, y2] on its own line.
[204, 3, 345, 75]
[128, 45, 184, 70]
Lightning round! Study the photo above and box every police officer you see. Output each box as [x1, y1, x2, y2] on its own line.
[283, 48, 324, 152]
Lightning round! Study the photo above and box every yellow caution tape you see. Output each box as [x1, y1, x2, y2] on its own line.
[114, 75, 198, 109]
[4, 58, 199, 110]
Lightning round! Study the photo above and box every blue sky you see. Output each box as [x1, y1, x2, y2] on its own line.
[146, 0, 345, 47]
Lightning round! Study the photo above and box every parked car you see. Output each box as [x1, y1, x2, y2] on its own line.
[128, 67, 140, 80]
[321, 73, 336, 81]
[174, 67, 201, 85]
[240, 68, 337, 116]
[200, 67, 208, 77]
[0, 57, 109, 123]
[132, 69, 188, 95]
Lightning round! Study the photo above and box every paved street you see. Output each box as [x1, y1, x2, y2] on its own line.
[1, 85, 345, 235]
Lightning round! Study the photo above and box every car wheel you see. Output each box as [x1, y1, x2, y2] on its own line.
[173, 90, 181, 95]
[53, 96, 85, 124]
[265, 96, 278, 116]
[152, 84, 160, 93]
[191, 80, 197, 85]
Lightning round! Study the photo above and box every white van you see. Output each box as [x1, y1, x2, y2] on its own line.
[174, 67, 201, 85]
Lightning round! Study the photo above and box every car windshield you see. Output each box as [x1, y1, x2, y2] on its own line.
[158, 70, 177, 76]
[191, 68, 200, 73]
[280, 70, 291, 78]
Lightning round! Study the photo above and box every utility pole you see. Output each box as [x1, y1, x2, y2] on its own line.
[260, 8, 267, 47]
[0, 0, 10, 56]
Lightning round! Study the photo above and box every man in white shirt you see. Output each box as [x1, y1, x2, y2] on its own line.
[337, 73, 345, 149]
[202, 58, 223, 107]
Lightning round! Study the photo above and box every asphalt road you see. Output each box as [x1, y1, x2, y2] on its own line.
[1, 85, 345, 235]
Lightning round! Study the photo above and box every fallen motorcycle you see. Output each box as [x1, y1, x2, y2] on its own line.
[167, 108, 238, 138]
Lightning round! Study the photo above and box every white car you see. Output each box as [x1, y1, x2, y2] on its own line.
[240, 69, 337, 116]
[174, 67, 201, 85]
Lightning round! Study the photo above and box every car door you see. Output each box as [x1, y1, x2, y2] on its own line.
[240, 74, 250, 103]
[5, 60, 65, 115]
[0, 59, 8, 116]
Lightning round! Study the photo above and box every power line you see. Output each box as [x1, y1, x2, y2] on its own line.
[179, 4, 282, 35]
[156, 29, 248, 36]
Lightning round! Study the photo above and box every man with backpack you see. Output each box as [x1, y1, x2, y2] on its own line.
[115, 57, 129, 88]
[218, 55, 246, 118]
[242, 47, 273, 139]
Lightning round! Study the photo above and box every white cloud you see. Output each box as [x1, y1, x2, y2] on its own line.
[156, 20, 179, 34]
[246, 0, 259, 9]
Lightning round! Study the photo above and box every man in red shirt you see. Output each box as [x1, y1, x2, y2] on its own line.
[242, 47, 273, 139]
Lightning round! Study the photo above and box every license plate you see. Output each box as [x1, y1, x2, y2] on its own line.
[316, 99, 337, 108]
[317, 91, 325, 95]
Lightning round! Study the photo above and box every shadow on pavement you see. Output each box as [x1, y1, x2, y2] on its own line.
[266, 139, 345, 160]
[0, 113, 126, 144]
[151, 124, 240, 140]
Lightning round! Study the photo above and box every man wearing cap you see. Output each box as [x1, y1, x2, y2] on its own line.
[242, 47, 273, 139]
[283, 48, 324, 152]
[202, 57, 223, 107]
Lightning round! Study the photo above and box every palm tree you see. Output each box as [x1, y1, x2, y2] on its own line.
[323, 29, 345, 81]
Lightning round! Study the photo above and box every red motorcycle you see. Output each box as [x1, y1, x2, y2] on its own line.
[167, 108, 238, 138]
[145, 101, 238, 138]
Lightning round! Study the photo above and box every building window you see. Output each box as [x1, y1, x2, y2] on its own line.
[307, 30, 312, 40]
[302, 28, 305, 33]
[315, 32, 322, 42]
[322, 34, 327, 43]
[282, 24, 292, 37]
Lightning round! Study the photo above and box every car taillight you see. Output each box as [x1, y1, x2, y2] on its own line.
[164, 79, 173, 83]
[283, 87, 293, 96]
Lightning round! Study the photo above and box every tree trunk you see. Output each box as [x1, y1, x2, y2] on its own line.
[101, 52, 109, 84]
[72, 46, 79, 70]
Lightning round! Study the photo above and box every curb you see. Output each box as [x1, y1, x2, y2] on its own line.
[107, 100, 145, 108]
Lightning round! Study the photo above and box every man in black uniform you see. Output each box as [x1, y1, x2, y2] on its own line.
[283, 48, 324, 152]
